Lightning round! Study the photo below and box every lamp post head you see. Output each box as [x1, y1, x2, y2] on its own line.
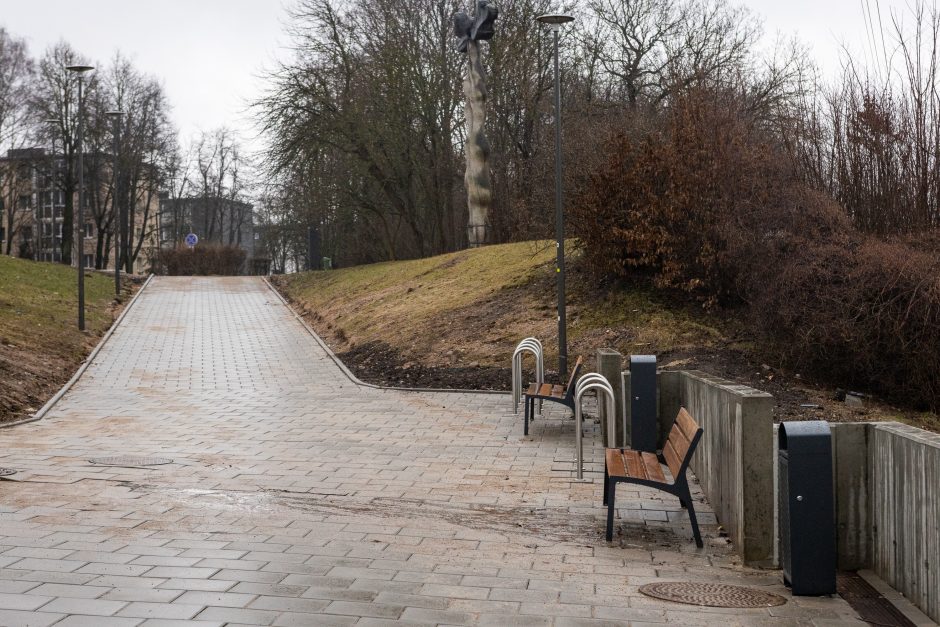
[105, 110, 124, 117]
[536, 13, 574, 30]
[65, 65, 94, 74]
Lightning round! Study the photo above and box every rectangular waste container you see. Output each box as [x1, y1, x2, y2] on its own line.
[778, 421, 836, 595]
[630, 355, 657, 453]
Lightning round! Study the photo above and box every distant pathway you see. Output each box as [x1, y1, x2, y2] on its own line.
[0, 277, 862, 626]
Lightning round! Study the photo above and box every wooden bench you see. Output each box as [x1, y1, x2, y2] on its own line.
[522, 356, 583, 435]
[603, 407, 704, 547]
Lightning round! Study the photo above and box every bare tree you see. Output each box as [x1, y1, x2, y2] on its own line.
[30, 41, 98, 265]
[0, 28, 36, 256]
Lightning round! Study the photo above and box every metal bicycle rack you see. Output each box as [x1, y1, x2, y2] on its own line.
[512, 337, 544, 414]
[573, 373, 617, 481]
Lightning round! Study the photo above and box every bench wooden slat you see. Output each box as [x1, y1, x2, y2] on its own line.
[642, 452, 666, 483]
[565, 356, 584, 394]
[606, 449, 627, 478]
[675, 408, 699, 443]
[623, 450, 644, 478]
[669, 422, 693, 464]
[663, 439, 682, 480]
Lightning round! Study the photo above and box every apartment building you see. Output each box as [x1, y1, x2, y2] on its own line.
[0, 148, 159, 273]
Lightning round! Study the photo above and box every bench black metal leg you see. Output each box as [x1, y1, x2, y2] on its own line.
[524, 396, 530, 435]
[602, 464, 609, 506]
[605, 480, 616, 541]
[681, 487, 703, 548]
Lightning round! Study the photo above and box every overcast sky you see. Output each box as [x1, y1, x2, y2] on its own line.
[0, 0, 886, 153]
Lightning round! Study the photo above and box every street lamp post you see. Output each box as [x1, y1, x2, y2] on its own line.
[536, 13, 574, 379]
[106, 110, 123, 296]
[67, 64, 94, 331]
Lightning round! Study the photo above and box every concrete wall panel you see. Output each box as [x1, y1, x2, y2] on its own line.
[869, 423, 940, 623]
[678, 371, 774, 565]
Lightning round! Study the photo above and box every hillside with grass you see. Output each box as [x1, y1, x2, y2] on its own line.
[272, 241, 939, 432]
[0, 256, 138, 423]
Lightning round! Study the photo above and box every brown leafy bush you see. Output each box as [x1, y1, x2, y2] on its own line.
[155, 244, 247, 276]
[743, 234, 940, 410]
[572, 87, 940, 410]
[571, 88, 796, 306]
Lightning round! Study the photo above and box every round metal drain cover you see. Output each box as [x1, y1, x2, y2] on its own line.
[88, 456, 172, 467]
[0, 468, 17, 477]
[639, 582, 787, 608]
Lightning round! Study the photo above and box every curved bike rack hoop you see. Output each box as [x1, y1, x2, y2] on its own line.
[512, 337, 544, 414]
[574, 373, 617, 481]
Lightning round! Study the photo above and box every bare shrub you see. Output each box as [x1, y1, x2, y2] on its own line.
[571, 87, 797, 305]
[743, 232, 940, 410]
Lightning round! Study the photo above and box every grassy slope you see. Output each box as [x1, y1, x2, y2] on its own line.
[0, 256, 127, 422]
[275, 241, 939, 433]
[275, 241, 727, 371]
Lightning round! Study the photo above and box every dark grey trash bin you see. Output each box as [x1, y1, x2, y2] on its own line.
[630, 355, 657, 453]
[778, 421, 836, 595]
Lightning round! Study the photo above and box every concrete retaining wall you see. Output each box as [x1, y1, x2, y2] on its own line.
[868, 423, 940, 622]
[675, 371, 775, 566]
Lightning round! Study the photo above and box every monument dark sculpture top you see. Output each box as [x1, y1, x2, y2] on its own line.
[454, 0, 498, 53]
[454, 0, 497, 247]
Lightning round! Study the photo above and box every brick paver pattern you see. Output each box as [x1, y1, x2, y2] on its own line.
[0, 277, 864, 626]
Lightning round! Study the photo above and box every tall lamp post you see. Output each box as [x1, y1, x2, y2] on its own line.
[106, 110, 123, 295]
[67, 64, 94, 331]
[536, 13, 574, 379]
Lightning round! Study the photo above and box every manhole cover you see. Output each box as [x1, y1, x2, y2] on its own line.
[88, 456, 172, 467]
[639, 582, 787, 608]
[0, 468, 17, 477]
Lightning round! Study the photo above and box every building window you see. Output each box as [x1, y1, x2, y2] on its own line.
[20, 226, 32, 241]
[83, 254, 94, 269]
[84, 223, 94, 238]
[42, 222, 53, 237]
[18, 194, 30, 210]
[0, 226, 5, 243]
[254, 232, 260, 240]
[53, 251, 61, 263]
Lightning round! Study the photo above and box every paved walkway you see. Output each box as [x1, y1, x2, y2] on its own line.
[0, 277, 863, 626]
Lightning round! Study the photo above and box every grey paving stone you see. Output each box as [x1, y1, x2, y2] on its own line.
[194, 605, 280, 625]
[0, 592, 53, 611]
[53, 617, 143, 627]
[117, 602, 205, 620]
[38, 597, 128, 616]
[0, 610, 65, 627]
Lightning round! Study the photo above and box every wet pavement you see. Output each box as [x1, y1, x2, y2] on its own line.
[0, 277, 865, 626]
